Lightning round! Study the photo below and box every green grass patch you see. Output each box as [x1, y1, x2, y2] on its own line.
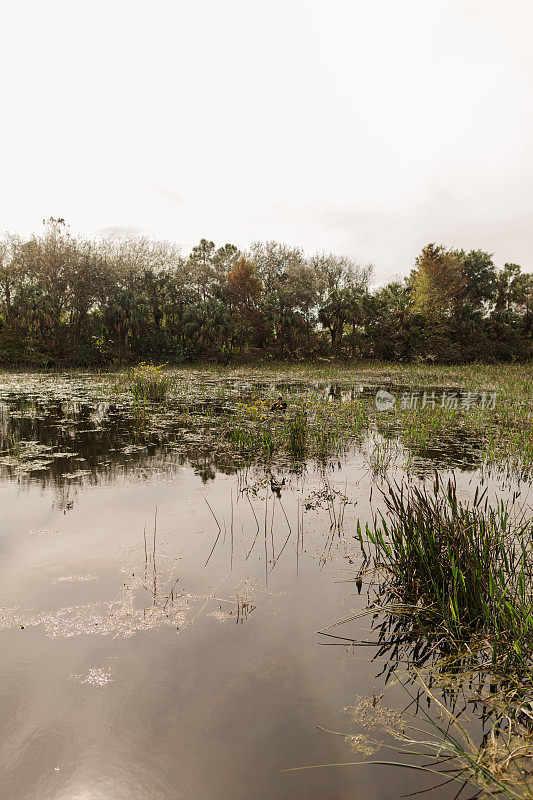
[357, 475, 533, 672]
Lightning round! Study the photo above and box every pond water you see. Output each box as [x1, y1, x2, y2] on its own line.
[0, 373, 527, 800]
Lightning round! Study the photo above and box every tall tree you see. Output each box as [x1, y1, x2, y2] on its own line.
[412, 244, 466, 317]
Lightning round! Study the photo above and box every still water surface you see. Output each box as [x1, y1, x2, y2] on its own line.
[0, 373, 523, 799]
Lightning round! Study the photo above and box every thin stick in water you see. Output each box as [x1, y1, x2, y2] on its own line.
[204, 498, 223, 567]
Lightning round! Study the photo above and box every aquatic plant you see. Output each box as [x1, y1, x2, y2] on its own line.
[365, 434, 400, 477]
[128, 363, 170, 401]
[285, 411, 307, 459]
[357, 475, 533, 671]
[290, 673, 533, 800]
[8, 430, 20, 458]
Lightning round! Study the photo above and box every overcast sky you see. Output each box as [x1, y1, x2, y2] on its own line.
[1, 0, 532, 281]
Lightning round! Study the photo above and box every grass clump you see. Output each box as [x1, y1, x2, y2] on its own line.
[217, 397, 370, 463]
[358, 475, 533, 671]
[129, 363, 170, 402]
[286, 412, 308, 459]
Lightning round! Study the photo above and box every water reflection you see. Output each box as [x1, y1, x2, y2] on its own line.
[0, 373, 527, 800]
[0, 377, 495, 501]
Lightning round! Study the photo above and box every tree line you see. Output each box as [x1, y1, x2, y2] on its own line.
[0, 218, 531, 365]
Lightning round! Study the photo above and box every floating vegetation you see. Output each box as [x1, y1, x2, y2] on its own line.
[345, 693, 406, 734]
[1, 365, 533, 799]
[65, 469, 92, 480]
[0, 363, 531, 484]
[317, 473, 533, 798]
[4, 518, 278, 643]
[53, 574, 98, 584]
[301, 674, 533, 800]
[69, 666, 114, 686]
[38, 596, 191, 639]
[27, 528, 62, 537]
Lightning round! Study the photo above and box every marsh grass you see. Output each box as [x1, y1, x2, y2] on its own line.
[330, 477, 533, 794]
[97, 361, 533, 476]
[129, 363, 170, 401]
[8, 430, 20, 458]
[357, 475, 533, 671]
[211, 397, 370, 463]
[286, 412, 308, 459]
[365, 434, 402, 477]
[3, 363, 533, 482]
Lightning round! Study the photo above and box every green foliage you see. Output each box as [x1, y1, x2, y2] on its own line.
[128, 363, 170, 401]
[359, 475, 533, 670]
[285, 411, 308, 458]
[0, 221, 530, 365]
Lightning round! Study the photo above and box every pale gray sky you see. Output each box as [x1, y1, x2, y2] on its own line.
[1, 0, 532, 281]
